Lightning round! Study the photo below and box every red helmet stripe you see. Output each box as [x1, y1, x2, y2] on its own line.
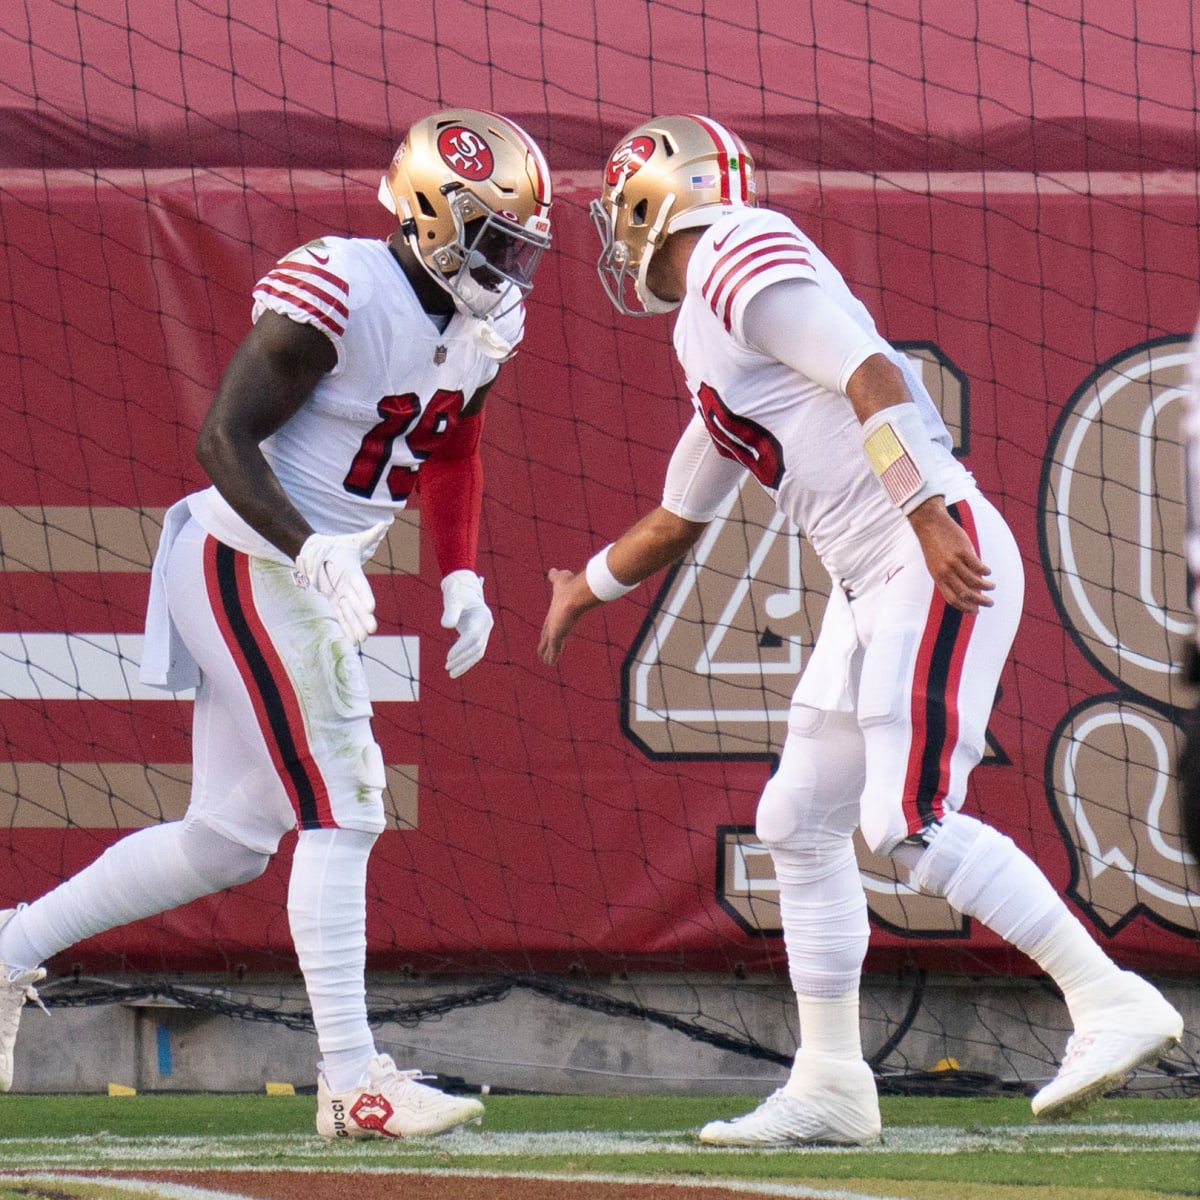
[689, 114, 731, 203]
[688, 114, 746, 205]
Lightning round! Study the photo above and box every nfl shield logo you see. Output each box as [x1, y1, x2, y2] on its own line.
[434, 344, 447, 365]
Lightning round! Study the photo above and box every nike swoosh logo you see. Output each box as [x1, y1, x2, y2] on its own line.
[712, 228, 737, 252]
[885, 565, 905, 585]
[307, 249, 330, 264]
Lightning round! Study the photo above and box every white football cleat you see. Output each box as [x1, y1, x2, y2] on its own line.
[316, 1053, 484, 1139]
[0, 907, 48, 1093]
[698, 1051, 881, 1146]
[1032, 973, 1184, 1119]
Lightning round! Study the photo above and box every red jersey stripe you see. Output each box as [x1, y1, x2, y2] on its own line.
[273, 259, 349, 293]
[264, 267, 351, 319]
[254, 282, 346, 337]
[702, 232, 810, 312]
[718, 254, 814, 330]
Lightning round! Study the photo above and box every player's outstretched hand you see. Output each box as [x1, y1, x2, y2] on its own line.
[539, 567, 588, 666]
[295, 521, 390, 645]
[441, 569, 494, 678]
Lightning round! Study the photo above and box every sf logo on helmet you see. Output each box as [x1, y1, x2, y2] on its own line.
[606, 136, 655, 187]
[438, 127, 494, 180]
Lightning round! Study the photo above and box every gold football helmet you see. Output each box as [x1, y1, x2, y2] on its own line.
[379, 109, 553, 319]
[591, 114, 756, 316]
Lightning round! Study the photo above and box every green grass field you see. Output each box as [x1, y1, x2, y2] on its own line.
[2, 1092, 1199, 1198]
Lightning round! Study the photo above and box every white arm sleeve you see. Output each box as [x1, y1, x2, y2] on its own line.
[662, 413, 745, 522]
[743, 277, 884, 394]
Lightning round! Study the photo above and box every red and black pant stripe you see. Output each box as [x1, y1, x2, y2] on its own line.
[203, 537, 333, 829]
[901, 502, 978, 836]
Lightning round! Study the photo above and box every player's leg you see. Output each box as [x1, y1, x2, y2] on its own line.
[0, 560, 278, 968]
[205, 535, 482, 1138]
[289, 824, 480, 1139]
[699, 599, 881, 1147]
[859, 497, 1182, 1118]
[0, 522, 279, 1092]
[0, 814, 267, 1091]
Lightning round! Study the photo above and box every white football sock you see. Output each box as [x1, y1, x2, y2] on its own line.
[288, 827, 378, 1092]
[790, 993, 864, 1078]
[911, 812, 1118, 1002]
[771, 837, 868, 1063]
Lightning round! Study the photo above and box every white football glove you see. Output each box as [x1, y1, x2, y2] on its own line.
[295, 521, 390, 646]
[440, 569, 494, 679]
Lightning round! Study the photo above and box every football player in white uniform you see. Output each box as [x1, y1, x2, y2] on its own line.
[540, 114, 1183, 1145]
[0, 109, 552, 1138]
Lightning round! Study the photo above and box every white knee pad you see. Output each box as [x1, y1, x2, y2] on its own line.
[756, 710, 862, 854]
[757, 769, 859, 871]
[753, 717, 868, 998]
[755, 769, 813, 849]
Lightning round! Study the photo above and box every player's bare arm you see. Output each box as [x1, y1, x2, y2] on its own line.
[846, 354, 993, 614]
[195, 309, 336, 559]
[538, 506, 708, 665]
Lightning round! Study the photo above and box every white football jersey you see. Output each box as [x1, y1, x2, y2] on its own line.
[673, 208, 973, 589]
[189, 236, 522, 561]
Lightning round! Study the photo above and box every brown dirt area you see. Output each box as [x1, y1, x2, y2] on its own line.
[20, 1169, 829, 1200]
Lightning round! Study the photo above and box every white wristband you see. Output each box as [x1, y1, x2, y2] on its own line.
[861, 402, 942, 515]
[585, 544, 637, 602]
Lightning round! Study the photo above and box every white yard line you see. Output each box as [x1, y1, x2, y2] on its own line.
[2, 1122, 1199, 1168]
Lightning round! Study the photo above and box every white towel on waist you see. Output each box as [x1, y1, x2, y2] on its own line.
[139, 497, 201, 692]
